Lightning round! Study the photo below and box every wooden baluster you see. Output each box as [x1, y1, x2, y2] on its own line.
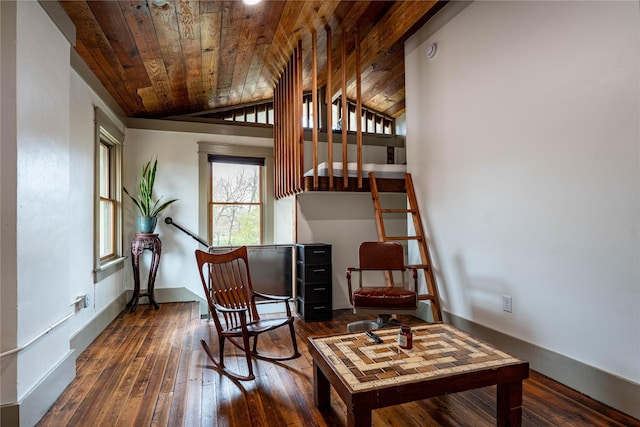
[277, 78, 283, 199]
[312, 31, 319, 190]
[297, 40, 304, 194]
[274, 81, 280, 198]
[356, 26, 363, 189]
[290, 53, 296, 196]
[341, 26, 348, 189]
[285, 59, 291, 197]
[325, 26, 333, 189]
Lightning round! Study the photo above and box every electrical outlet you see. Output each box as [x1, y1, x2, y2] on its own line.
[502, 295, 512, 313]
[83, 294, 91, 309]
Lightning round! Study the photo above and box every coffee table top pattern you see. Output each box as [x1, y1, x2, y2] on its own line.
[310, 323, 524, 392]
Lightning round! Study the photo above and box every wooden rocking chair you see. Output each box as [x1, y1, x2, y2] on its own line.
[195, 247, 300, 381]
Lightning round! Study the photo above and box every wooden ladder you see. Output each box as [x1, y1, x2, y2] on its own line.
[369, 172, 443, 322]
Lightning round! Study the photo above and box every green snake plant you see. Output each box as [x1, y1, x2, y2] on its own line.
[124, 158, 177, 217]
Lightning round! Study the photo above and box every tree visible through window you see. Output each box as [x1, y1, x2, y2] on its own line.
[210, 156, 263, 246]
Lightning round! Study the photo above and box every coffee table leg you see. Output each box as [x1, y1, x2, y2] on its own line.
[313, 361, 330, 408]
[497, 381, 523, 427]
[346, 403, 372, 427]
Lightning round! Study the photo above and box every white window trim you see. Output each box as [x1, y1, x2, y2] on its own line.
[93, 108, 125, 282]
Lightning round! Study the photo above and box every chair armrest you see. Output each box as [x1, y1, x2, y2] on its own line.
[252, 292, 294, 317]
[252, 292, 291, 302]
[346, 267, 361, 305]
[408, 266, 418, 292]
[346, 267, 360, 280]
[213, 303, 248, 314]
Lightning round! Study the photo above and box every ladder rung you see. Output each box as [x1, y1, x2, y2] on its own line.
[418, 294, 436, 301]
[381, 208, 416, 214]
[385, 236, 422, 241]
[409, 264, 430, 270]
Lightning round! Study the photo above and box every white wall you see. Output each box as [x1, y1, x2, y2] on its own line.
[303, 140, 396, 169]
[1, 3, 127, 423]
[123, 127, 406, 311]
[123, 127, 276, 299]
[14, 0, 72, 402]
[68, 69, 126, 336]
[0, 0, 19, 406]
[406, 0, 639, 385]
[297, 192, 408, 310]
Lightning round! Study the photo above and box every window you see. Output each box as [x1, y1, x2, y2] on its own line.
[209, 155, 264, 246]
[197, 101, 275, 125]
[99, 142, 116, 259]
[94, 108, 124, 282]
[330, 97, 394, 135]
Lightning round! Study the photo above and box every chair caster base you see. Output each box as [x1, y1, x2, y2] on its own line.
[377, 315, 401, 327]
[347, 320, 381, 333]
[347, 315, 402, 332]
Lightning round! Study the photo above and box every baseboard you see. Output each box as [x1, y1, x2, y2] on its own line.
[124, 287, 207, 316]
[70, 293, 127, 355]
[443, 311, 640, 420]
[2, 295, 126, 427]
[2, 289, 204, 427]
[72, 288, 205, 355]
[1, 350, 76, 427]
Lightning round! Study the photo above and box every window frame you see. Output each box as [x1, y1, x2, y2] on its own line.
[99, 143, 117, 260]
[93, 108, 125, 282]
[208, 156, 265, 246]
[198, 143, 275, 247]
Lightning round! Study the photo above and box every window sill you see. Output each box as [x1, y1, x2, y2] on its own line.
[94, 256, 126, 283]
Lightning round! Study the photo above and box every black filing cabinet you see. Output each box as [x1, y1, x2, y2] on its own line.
[296, 243, 332, 321]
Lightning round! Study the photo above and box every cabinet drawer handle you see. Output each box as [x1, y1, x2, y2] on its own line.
[313, 306, 326, 310]
[312, 250, 326, 254]
[313, 287, 326, 291]
[313, 268, 326, 273]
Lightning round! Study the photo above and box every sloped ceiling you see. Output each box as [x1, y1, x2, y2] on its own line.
[60, 0, 445, 120]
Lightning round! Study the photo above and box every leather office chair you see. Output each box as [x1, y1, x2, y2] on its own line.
[346, 241, 418, 331]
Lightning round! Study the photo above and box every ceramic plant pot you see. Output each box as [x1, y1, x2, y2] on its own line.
[137, 216, 158, 234]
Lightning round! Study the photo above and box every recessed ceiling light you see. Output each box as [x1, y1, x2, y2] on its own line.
[243, 0, 262, 5]
[151, 0, 170, 7]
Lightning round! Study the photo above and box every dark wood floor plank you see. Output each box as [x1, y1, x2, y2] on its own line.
[184, 350, 204, 427]
[150, 391, 173, 427]
[94, 355, 146, 426]
[65, 319, 152, 425]
[134, 304, 187, 425]
[37, 303, 640, 427]
[165, 303, 196, 425]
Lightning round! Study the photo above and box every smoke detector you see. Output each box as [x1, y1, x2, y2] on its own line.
[426, 43, 438, 59]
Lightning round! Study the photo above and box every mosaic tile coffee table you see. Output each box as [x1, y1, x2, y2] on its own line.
[308, 323, 529, 427]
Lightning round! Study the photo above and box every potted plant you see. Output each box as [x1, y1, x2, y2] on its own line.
[124, 157, 177, 234]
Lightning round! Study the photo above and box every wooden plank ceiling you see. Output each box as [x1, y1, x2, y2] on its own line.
[59, 0, 444, 120]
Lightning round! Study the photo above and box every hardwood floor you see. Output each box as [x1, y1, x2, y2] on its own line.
[38, 302, 639, 427]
